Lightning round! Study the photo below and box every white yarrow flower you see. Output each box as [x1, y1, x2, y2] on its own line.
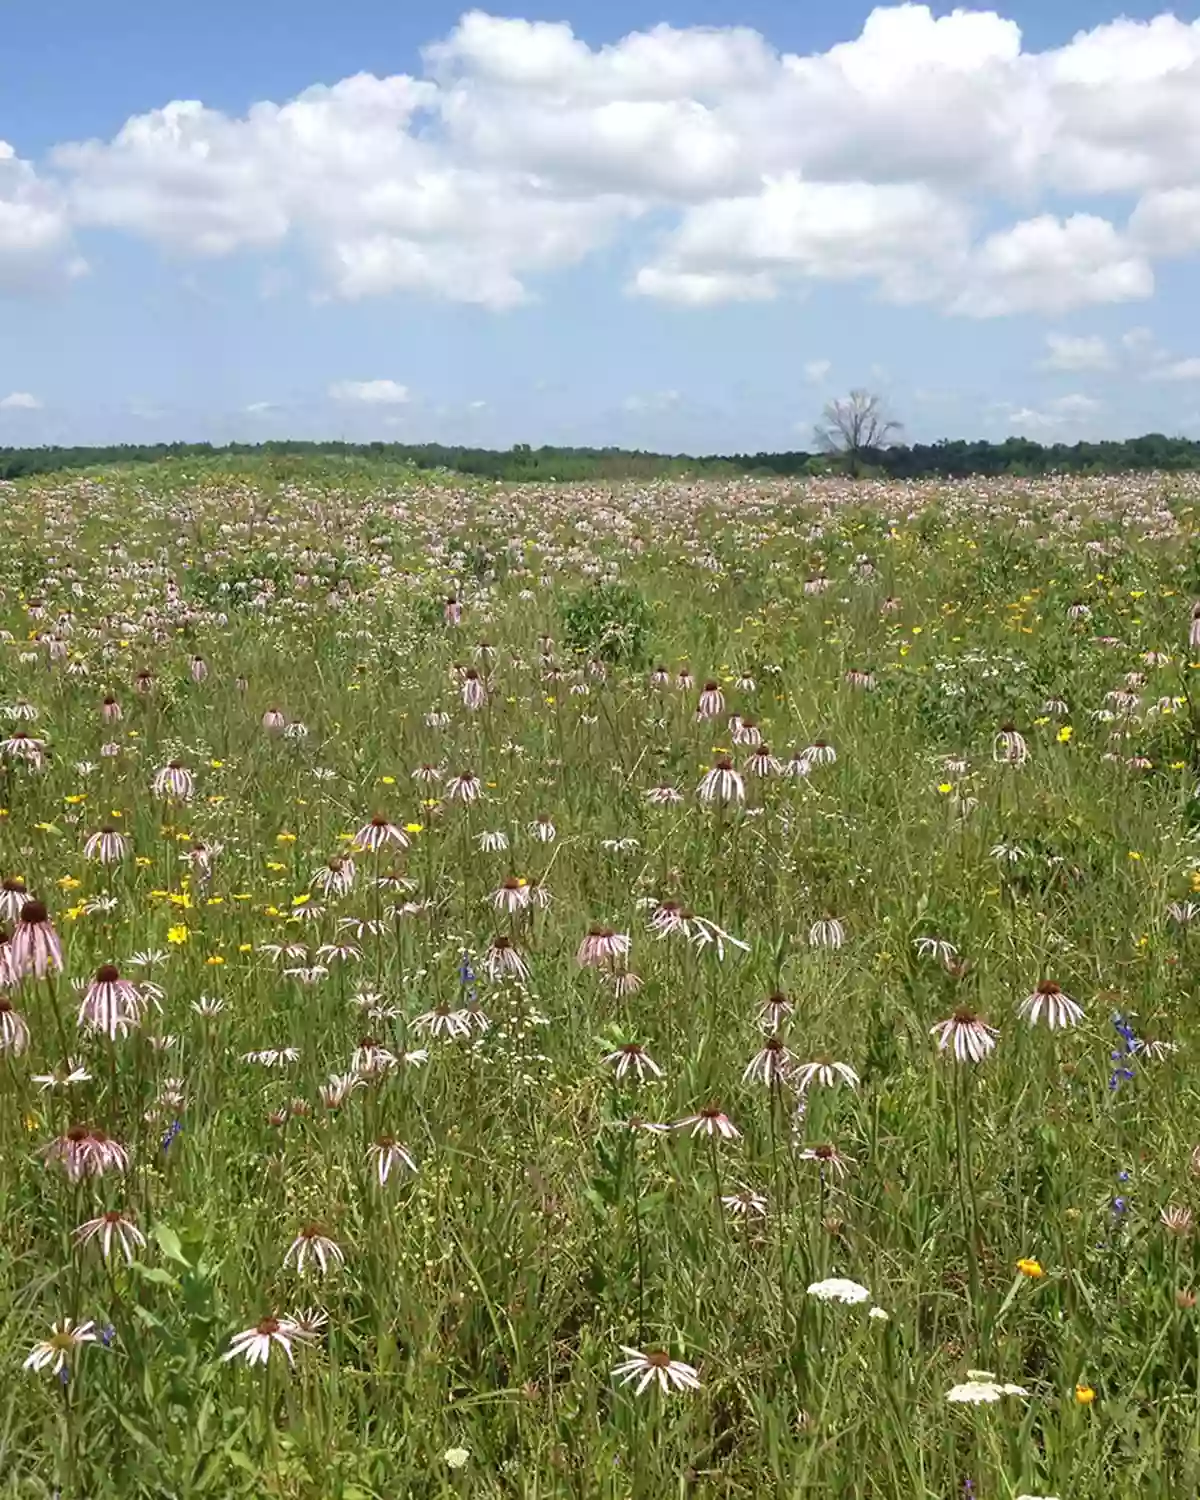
[806, 1277, 870, 1305]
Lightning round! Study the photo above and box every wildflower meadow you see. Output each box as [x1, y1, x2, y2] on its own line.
[4, 458, 1200, 1498]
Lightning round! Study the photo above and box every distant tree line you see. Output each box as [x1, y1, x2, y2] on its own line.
[5, 432, 1200, 482]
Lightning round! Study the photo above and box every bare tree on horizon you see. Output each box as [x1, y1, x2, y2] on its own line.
[814, 390, 903, 474]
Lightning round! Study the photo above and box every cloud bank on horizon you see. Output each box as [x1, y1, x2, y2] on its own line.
[5, 4, 1200, 444]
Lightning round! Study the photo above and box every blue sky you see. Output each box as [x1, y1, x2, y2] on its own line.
[3, 0, 1200, 451]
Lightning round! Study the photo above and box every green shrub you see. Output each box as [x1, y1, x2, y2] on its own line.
[560, 580, 652, 665]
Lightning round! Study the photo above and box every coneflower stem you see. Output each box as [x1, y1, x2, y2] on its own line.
[954, 1064, 982, 1337]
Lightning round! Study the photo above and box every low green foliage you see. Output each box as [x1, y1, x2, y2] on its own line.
[0, 463, 1197, 1498]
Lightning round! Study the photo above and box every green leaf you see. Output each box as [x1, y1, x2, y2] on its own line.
[151, 1222, 191, 1267]
[133, 1264, 180, 1291]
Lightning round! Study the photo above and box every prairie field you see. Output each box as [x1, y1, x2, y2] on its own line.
[5, 461, 1200, 1499]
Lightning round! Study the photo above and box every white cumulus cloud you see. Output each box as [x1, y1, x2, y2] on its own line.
[328, 379, 411, 404]
[0, 390, 42, 409]
[0, 142, 79, 290]
[1040, 332, 1113, 371]
[1146, 358, 1200, 382]
[31, 6, 1200, 315]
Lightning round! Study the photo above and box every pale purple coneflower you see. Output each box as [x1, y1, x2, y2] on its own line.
[576, 926, 631, 969]
[77, 964, 144, 1039]
[243, 1047, 301, 1066]
[152, 761, 194, 801]
[283, 962, 330, 987]
[689, 915, 750, 960]
[529, 814, 556, 842]
[461, 669, 487, 710]
[283, 1225, 345, 1277]
[350, 1037, 397, 1076]
[83, 827, 130, 864]
[649, 665, 670, 689]
[311, 856, 356, 897]
[675, 1107, 741, 1140]
[1017, 981, 1085, 1031]
[0, 996, 30, 1054]
[797, 1142, 852, 1179]
[354, 815, 409, 854]
[697, 758, 745, 805]
[913, 936, 958, 966]
[31, 1062, 91, 1090]
[792, 1057, 859, 1091]
[39, 1125, 130, 1182]
[483, 935, 530, 981]
[10, 900, 63, 978]
[646, 899, 692, 938]
[221, 1316, 306, 1368]
[1136, 1035, 1180, 1061]
[101, 695, 122, 722]
[603, 1042, 664, 1081]
[445, 770, 482, 803]
[23, 1318, 97, 1376]
[476, 829, 508, 852]
[745, 744, 782, 777]
[0, 876, 29, 922]
[319, 1072, 365, 1108]
[696, 681, 725, 720]
[0, 730, 45, 768]
[413, 1002, 471, 1039]
[931, 1007, 999, 1062]
[604, 967, 644, 997]
[262, 707, 286, 733]
[412, 763, 444, 786]
[743, 1035, 792, 1085]
[462, 996, 491, 1035]
[722, 1186, 768, 1216]
[258, 942, 310, 964]
[490, 877, 530, 914]
[189, 655, 208, 683]
[366, 1136, 418, 1186]
[757, 992, 794, 1031]
[808, 916, 845, 950]
[73, 1209, 146, 1264]
[992, 724, 1028, 766]
[731, 717, 761, 747]
[645, 784, 684, 805]
[612, 1347, 701, 1395]
[804, 741, 837, 767]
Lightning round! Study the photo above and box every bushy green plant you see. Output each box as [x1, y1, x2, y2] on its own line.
[560, 580, 652, 665]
